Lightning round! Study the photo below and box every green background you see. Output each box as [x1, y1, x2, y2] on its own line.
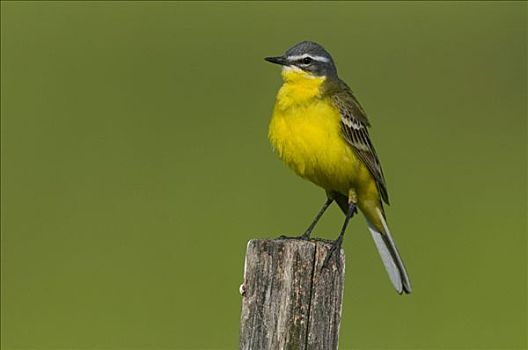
[1, 1, 526, 349]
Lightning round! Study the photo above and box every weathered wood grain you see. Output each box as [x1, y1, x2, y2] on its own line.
[240, 239, 345, 350]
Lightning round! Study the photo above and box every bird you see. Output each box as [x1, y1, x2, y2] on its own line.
[265, 41, 412, 294]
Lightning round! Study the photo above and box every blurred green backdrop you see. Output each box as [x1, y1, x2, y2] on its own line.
[1, 1, 526, 349]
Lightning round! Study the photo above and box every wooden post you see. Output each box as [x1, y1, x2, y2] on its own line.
[239, 239, 345, 350]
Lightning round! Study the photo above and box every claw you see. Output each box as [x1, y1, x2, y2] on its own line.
[322, 238, 343, 270]
[299, 231, 312, 240]
[277, 234, 309, 240]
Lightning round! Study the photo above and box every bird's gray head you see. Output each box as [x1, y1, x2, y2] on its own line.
[265, 41, 337, 77]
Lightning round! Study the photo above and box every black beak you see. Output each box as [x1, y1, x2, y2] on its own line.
[264, 56, 288, 65]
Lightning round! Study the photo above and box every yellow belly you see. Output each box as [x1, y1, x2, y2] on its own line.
[269, 97, 368, 195]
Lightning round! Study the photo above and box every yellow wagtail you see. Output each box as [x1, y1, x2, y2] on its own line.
[265, 41, 411, 294]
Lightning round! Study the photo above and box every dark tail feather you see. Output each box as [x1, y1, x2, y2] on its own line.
[367, 215, 412, 294]
[331, 192, 411, 294]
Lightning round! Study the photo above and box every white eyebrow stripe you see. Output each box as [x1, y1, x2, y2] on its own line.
[287, 54, 330, 63]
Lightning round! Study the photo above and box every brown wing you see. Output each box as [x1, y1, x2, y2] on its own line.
[330, 79, 390, 204]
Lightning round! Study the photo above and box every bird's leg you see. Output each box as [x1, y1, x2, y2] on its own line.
[299, 197, 334, 240]
[322, 200, 357, 269]
[278, 197, 333, 240]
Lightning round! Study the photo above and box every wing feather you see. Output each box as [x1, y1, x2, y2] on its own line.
[329, 80, 390, 204]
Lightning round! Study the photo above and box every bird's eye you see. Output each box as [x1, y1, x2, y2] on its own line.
[302, 57, 313, 64]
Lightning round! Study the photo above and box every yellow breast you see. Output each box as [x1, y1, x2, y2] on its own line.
[268, 68, 365, 194]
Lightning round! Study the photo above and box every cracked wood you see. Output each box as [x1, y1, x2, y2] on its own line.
[240, 239, 345, 350]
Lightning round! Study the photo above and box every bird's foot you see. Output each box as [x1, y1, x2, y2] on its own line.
[277, 230, 312, 241]
[277, 234, 298, 240]
[322, 236, 343, 270]
[298, 230, 312, 241]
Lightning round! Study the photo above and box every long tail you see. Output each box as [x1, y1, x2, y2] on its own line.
[367, 210, 412, 294]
